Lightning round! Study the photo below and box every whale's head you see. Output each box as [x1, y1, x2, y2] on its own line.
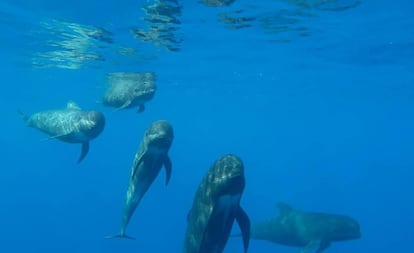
[78, 110, 106, 140]
[209, 154, 245, 197]
[145, 120, 174, 150]
[328, 215, 361, 241]
[132, 74, 156, 101]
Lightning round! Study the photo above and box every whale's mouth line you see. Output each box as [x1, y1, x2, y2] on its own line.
[228, 174, 243, 181]
[214, 173, 244, 195]
[151, 137, 173, 148]
[332, 228, 361, 241]
[136, 88, 156, 97]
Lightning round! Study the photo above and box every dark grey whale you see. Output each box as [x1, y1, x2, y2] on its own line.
[102, 72, 156, 113]
[182, 154, 250, 253]
[107, 120, 174, 239]
[236, 202, 361, 253]
[19, 101, 105, 163]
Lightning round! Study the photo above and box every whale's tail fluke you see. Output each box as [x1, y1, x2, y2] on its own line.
[105, 233, 136, 240]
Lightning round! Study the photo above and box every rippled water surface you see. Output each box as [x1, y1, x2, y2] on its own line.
[0, 0, 413, 253]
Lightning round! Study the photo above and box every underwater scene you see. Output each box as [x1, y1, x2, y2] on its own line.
[1, 0, 413, 252]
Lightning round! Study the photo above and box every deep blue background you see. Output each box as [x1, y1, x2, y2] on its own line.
[1, 0, 413, 252]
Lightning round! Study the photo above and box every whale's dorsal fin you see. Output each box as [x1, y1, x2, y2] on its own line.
[276, 202, 293, 217]
[66, 101, 81, 110]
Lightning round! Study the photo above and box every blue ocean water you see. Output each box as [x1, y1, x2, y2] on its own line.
[1, 0, 413, 252]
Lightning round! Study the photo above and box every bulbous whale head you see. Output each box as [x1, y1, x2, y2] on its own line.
[144, 120, 174, 149]
[132, 73, 156, 100]
[209, 154, 245, 196]
[329, 215, 361, 241]
[79, 110, 106, 140]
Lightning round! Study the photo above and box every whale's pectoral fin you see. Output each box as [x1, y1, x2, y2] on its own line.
[200, 195, 235, 249]
[299, 240, 321, 253]
[77, 142, 90, 164]
[115, 100, 132, 111]
[41, 132, 72, 142]
[105, 233, 136, 240]
[236, 207, 251, 253]
[315, 240, 330, 253]
[200, 202, 222, 248]
[164, 156, 172, 185]
[131, 151, 146, 178]
[137, 104, 145, 113]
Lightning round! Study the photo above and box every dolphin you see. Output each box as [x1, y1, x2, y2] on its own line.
[19, 101, 105, 164]
[107, 120, 174, 239]
[241, 202, 361, 253]
[102, 72, 156, 113]
[182, 154, 250, 253]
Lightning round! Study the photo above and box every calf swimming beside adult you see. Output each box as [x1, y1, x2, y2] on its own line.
[183, 154, 250, 253]
[19, 101, 105, 164]
[243, 202, 361, 253]
[107, 120, 174, 239]
[102, 72, 156, 113]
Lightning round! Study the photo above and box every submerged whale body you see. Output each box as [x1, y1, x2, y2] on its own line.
[183, 154, 250, 253]
[19, 101, 105, 163]
[107, 120, 174, 239]
[102, 72, 156, 113]
[246, 202, 361, 253]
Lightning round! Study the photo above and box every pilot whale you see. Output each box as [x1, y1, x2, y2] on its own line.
[240, 202, 361, 253]
[183, 154, 250, 253]
[19, 101, 105, 163]
[107, 120, 174, 239]
[102, 72, 156, 113]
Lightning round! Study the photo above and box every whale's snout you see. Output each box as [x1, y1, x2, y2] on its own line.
[211, 155, 245, 195]
[146, 120, 174, 148]
[89, 111, 106, 126]
[81, 111, 106, 139]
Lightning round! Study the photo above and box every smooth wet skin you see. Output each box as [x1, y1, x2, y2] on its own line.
[102, 72, 157, 113]
[183, 154, 250, 253]
[20, 102, 105, 163]
[107, 120, 174, 239]
[246, 202, 361, 253]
